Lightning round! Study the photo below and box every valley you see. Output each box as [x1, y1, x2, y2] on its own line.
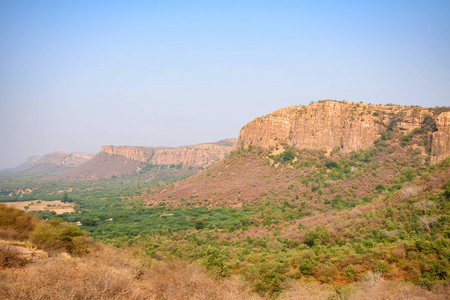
[1, 100, 449, 299]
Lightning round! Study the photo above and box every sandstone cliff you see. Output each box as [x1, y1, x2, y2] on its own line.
[431, 111, 450, 164]
[100, 146, 158, 163]
[101, 139, 235, 168]
[234, 101, 449, 163]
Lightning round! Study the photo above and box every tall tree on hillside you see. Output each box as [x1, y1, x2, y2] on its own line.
[62, 192, 69, 203]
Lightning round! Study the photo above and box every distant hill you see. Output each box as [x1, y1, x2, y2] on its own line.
[7, 152, 94, 176]
[49, 139, 236, 180]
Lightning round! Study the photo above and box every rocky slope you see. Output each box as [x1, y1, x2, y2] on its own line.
[11, 152, 94, 175]
[234, 101, 449, 163]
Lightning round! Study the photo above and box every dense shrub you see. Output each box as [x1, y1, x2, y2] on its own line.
[304, 226, 330, 247]
[30, 219, 91, 255]
[0, 204, 38, 240]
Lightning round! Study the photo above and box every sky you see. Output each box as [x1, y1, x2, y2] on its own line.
[0, 0, 449, 169]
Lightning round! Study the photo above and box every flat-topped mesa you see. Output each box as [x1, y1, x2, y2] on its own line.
[234, 100, 450, 163]
[100, 139, 236, 167]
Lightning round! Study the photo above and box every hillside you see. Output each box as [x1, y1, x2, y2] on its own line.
[126, 100, 450, 295]
[48, 139, 235, 181]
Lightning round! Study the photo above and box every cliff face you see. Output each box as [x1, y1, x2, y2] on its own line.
[100, 146, 157, 162]
[235, 101, 450, 163]
[151, 143, 232, 167]
[100, 139, 235, 167]
[431, 111, 450, 164]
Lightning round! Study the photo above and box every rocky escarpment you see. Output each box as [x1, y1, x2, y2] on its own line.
[101, 139, 235, 168]
[234, 101, 450, 163]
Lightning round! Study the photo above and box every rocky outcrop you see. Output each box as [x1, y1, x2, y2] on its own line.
[431, 111, 450, 164]
[39, 152, 94, 167]
[234, 101, 450, 163]
[100, 139, 236, 167]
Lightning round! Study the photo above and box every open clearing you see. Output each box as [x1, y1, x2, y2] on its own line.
[2, 200, 74, 214]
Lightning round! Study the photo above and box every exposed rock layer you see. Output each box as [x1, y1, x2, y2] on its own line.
[234, 101, 450, 163]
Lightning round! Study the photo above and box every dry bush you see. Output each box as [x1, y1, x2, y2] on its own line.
[400, 186, 422, 200]
[348, 272, 449, 300]
[0, 229, 21, 241]
[278, 280, 337, 300]
[0, 204, 39, 240]
[413, 200, 437, 212]
[0, 244, 28, 268]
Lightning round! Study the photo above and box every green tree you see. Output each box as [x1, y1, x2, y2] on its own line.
[304, 226, 330, 246]
[325, 160, 339, 169]
[62, 192, 69, 203]
[400, 167, 417, 182]
[282, 150, 295, 162]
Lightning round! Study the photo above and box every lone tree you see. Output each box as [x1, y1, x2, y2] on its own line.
[282, 150, 295, 162]
[62, 192, 70, 203]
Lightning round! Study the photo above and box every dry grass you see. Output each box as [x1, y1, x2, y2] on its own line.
[0, 243, 263, 300]
[278, 280, 337, 300]
[146, 260, 261, 300]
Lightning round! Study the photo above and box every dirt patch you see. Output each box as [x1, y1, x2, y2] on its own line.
[2, 201, 74, 214]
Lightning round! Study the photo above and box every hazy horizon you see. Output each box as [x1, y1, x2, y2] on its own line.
[1, 1, 449, 169]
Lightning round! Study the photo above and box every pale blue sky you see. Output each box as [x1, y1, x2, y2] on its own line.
[1, 0, 449, 168]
